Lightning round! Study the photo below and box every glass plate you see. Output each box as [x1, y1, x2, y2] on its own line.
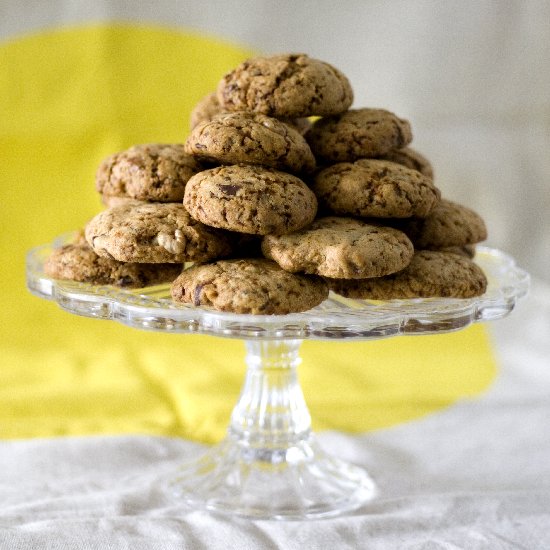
[26, 236, 529, 341]
[26, 236, 529, 519]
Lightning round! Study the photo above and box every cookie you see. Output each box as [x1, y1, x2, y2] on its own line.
[183, 165, 318, 235]
[190, 92, 223, 130]
[398, 199, 487, 248]
[312, 159, 440, 218]
[96, 144, 203, 202]
[284, 116, 312, 136]
[85, 203, 235, 263]
[262, 216, 414, 279]
[70, 229, 88, 246]
[378, 147, 434, 179]
[171, 258, 328, 314]
[306, 108, 412, 163]
[439, 244, 476, 259]
[217, 53, 353, 118]
[101, 195, 148, 208]
[326, 250, 487, 299]
[185, 112, 316, 174]
[189, 91, 311, 134]
[44, 241, 182, 288]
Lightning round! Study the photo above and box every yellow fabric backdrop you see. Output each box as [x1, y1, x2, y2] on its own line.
[1, 24, 496, 443]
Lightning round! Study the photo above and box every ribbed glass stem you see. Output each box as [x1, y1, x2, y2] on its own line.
[168, 337, 377, 518]
[229, 339, 311, 448]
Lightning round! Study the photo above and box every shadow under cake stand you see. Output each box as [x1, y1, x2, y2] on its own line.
[26, 237, 529, 520]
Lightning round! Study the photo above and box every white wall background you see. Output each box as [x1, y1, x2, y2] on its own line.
[2, 0, 549, 282]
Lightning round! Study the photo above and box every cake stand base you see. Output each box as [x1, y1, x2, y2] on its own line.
[164, 339, 376, 519]
[167, 433, 376, 520]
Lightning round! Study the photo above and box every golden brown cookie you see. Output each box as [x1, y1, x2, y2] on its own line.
[171, 258, 328, 314]
[312, 159, 440, 218]
[183, 165, 318, 235]
[326, 250, 487, 299]
[438, 244, 476, 258]
[44, 241, 182, 288]
[398, 199, 487, 248]
[217, 53, 353, 118]
[189, 92, 223, 130]
[96, 144, 203, 202]
[101, 195, 149, 208]
[189, 91, 311, 134]
[262, 216, 414, 279]
[284, 116, 312, 135]
[306, 108, 412, 163]
[85, 203, 235, 263]
[378, 147, 434, 179]
[185, 112, 316, 173]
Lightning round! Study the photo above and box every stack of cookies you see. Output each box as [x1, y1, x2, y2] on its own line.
[45, 53, 488, 315]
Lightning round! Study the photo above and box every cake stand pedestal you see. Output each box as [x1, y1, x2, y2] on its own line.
[168, 338, 375, 519]
[27, 238, 529, 519]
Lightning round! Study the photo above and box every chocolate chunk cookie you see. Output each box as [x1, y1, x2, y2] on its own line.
[312, 159, 440, 218]
[96, 144, 203, 202]
[171, 258, 328, 314]
[306, 108, 412, 163]
[189, 91, 311, 134]
[378, 147, 434, 179]
[398, 199, 488, 249]
[189, 92, 224, 130]
[183, 165, 318, 235]
[439, 244, 476, 258]
[101, 195, 148, 208]
[262, 216, 414, 279]
[326, 250, 487, 299]
[44, 241, 182, 288]
[284, 116, 312, 136]
[217, 53, 353, 118]
[85, 203, 235, 263]
[185, 112, 316, 174]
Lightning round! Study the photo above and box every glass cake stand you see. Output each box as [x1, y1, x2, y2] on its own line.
[26, 235, 529, 520]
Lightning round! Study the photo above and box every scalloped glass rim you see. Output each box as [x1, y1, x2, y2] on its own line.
[26, 234, 529, 341]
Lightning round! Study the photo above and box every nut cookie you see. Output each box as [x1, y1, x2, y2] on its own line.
[398, 199, 487, 249]
[185, 112, 316, 174]
[101, 195, 149, 208]
[171, 258, 328, 314]
[183, 165, 318, 235]
[312, 159, 440, 218]
[96, 144, 203, 202]
[44, 241, 182, 288]
[85, 203, 235, 263]
[439, 244, 476, 259]
[189, 91, 311, 134]
[378, 147, 434, 179]
[262, 216, 414, 279]
[190, 92, 224, 130]
[326, 250, 487, 299]
[217, 53, 353, 118]
[306, 108, 412, 163]
[70, 228, 88, 246]
[284, 116, 312, 136]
